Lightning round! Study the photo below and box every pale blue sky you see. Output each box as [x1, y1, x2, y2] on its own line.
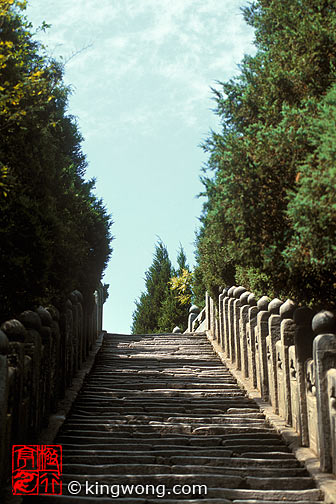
[26, 0, 256, 333]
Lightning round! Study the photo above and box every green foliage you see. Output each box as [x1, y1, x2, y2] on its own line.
[170, 268, 193, 306]
[158, 246, 192, 332]
[196, 0, 336, 306]
[0, 1, 113, 320]
[131, 243, 191, 334]
[132, 241, 172, 334]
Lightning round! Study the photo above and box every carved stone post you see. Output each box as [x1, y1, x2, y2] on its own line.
[312, 310, 336, 473]
[60, 299, 74, 388]
[255, 296, 270, 399]
[47, 306, 61, 407]
[0, 330, 9, 485]
[205, 292, 211, 332]
[327, 369, 336, 475]
[188, 305, 200, 333]
[239, 291, 251, 379]
[293, 306, 314, 446]
[233, 287, 246, 371]
[218, 289, 227, 351]
[1, 320, 27, 442]
[266, 298, 283, 413]
[227, 286, 236, 364]
[289, 344, 300, 433]
[277, 317, 296, 425]
[223, 294, 231, 359]
[247, 294, 258, 389]
[69, 291, 80, 372]
[306, 358, 319, 455]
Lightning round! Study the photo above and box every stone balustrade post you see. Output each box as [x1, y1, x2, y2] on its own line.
[232, 287, 246, 371]
[292, 306, 314, 446]
[227, 286, 237, 363]
[289, 344, 300, 433]
[223, 293, 231, 359]
[239, 291, 252, 379]
[188, 305, 200, 333]
[246, 294, 258, 389]
[305, 358, 319, 455]
[205, 292, 211, 332]
[1, 320, 27, 442]
[47, 306, 61, 407]
[265, 298, 283, 412]
[312, 310, 336, 473]
[277, 315, 296, 425]
[60, 299, 74, 388]
[69, 292, 80, 372]
[255, 296, 271, 400]
[327, 369, 336, 475]
[37, 308, 54, 420]
[218, 289, 227, 351]
[0, 330, 9, 485]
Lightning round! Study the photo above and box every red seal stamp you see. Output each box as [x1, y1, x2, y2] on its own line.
[12, 445, 62, 495]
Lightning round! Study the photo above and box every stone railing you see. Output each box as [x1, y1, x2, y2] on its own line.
[190, 287, 336, 476]
[0, 285, 104, 485]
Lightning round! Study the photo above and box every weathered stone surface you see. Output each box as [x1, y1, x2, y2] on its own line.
[268, 298, 283, 315]
[1, 319, 27, 342]
[306, 358, 319, 455]
[233, 286, 246, 299]
[313, 331, 336, 472]
[255, 311, 271, 400]
[36, 306, 53, 327]
[240, 291, 251, 305]
[277, 319, 296, 425]
[327, 368, 336, 475]
[47, 305, 60, 321]
[267, 314, 282, 414]
[248, 293, 257, 307]
[189, 305, 200, 315]
[280, 299, 297, 319]
[0, 330, 9, 355]
[19, 310, 42, 331]
[293, 306, 315, 447]
[42, 330, 323, 504]
[228, 285, 237, 297]
[312, 310, 336, 335]
[257, 296, 271, 311]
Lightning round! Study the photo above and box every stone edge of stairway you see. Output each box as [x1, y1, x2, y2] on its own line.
[205, 331, 336, 504]
[2, 332, 106, 504]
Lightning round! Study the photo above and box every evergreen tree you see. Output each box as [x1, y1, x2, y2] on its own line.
[132, 243, 193, 334]
[196, 0, 336, 306]
[131, 241, 172, 334]
[158, 245, 192, 332]
[0, 0, 113, 320]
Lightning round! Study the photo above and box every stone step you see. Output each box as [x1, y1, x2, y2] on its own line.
[65, 414, 266, 424]
[60, 473, 245, 488]
[58, 431, 283, 442]
[58, 424, 273, 435]
[25, 498, 229, 504]
[39, 332, 323, 504]
[24, 487, 323, 502]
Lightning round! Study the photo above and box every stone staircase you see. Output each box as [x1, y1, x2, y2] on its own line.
[26, 332, 324, 503]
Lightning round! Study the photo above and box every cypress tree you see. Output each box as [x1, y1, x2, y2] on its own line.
[131, 241, 172, 334]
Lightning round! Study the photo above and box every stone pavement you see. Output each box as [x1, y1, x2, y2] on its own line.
[26, 332, 325, 503]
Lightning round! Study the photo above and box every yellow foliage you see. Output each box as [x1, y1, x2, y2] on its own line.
[169, 268, 193, 305]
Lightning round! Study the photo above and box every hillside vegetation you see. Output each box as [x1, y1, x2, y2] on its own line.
[0, 0, 112, 320]
[194, 0, 336, 307]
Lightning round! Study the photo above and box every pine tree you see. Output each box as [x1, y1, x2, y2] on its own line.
[0, 1, 112, 320]
[196, 0, 336, 306]
[131, 241, 172, 334]
[157, 245, 192, 332]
